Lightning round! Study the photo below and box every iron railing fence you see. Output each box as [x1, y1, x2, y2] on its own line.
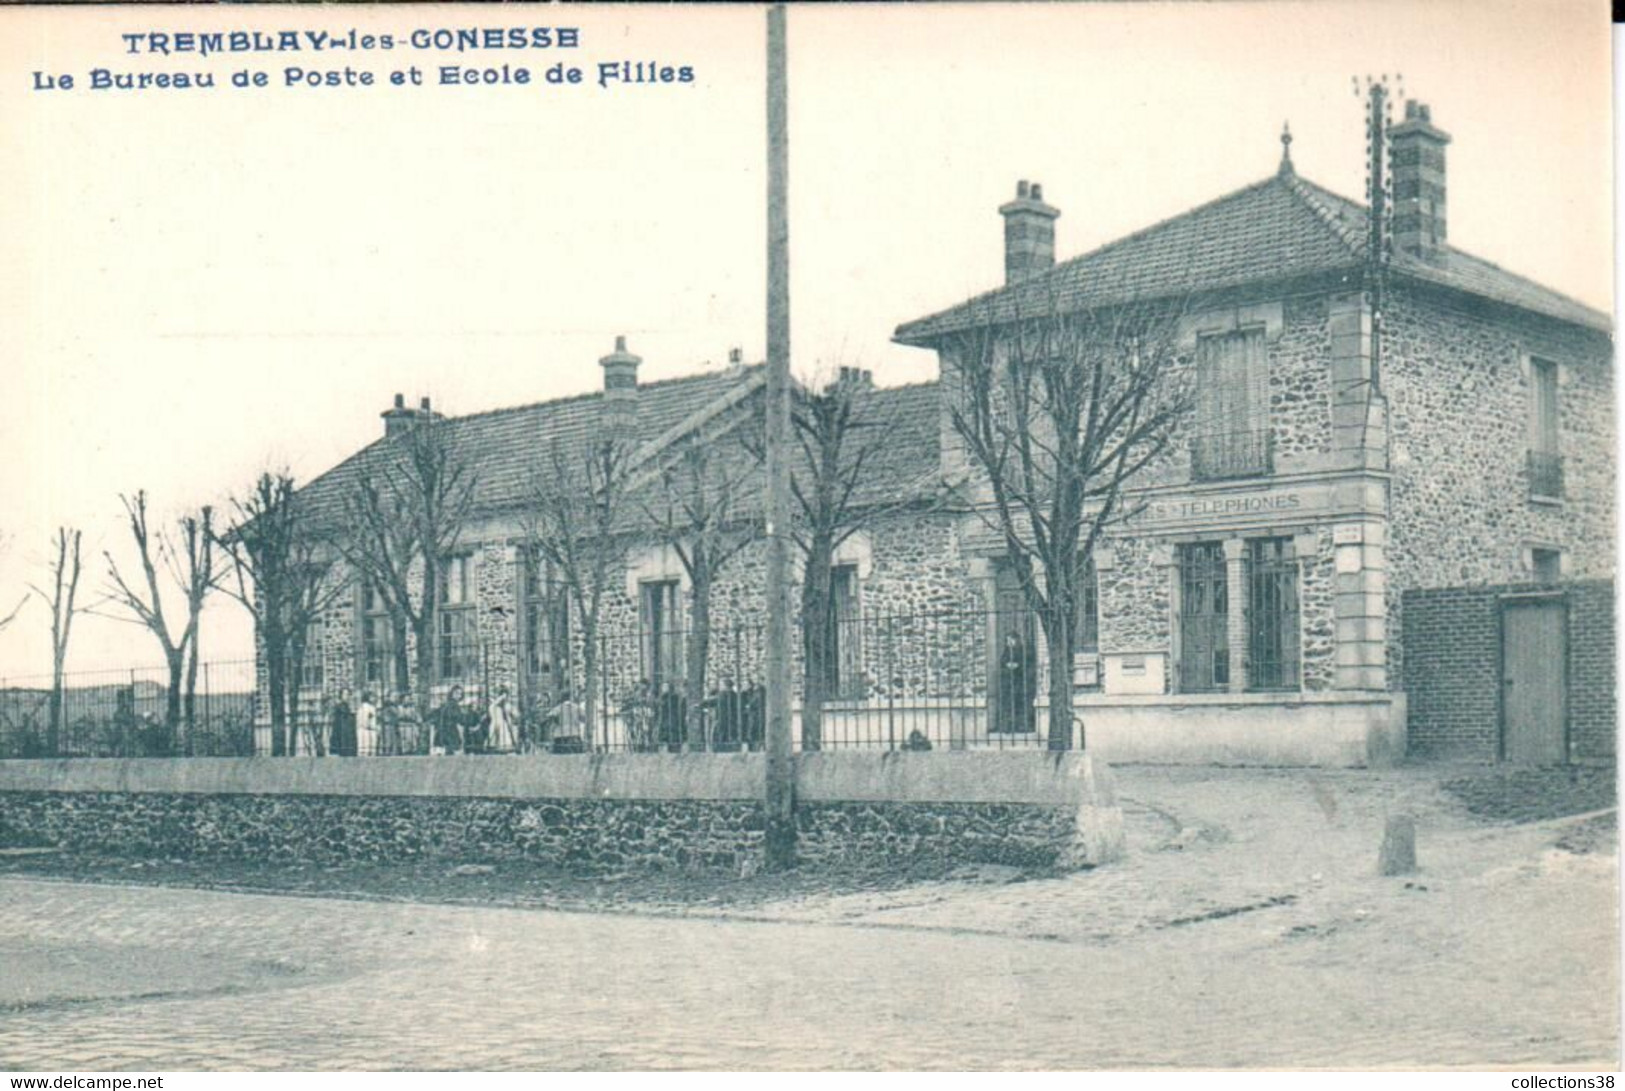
[0, 659, 259, 759]
[339, 608, 1064, 754]
[1, 605, 1088, 758]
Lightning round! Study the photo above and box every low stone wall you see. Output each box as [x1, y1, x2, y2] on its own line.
[0, 752, 1122, 875]
[1074, 692, 1405, 767]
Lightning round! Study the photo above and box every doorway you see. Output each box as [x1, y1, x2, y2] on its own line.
[1500, 597, 1567, 764]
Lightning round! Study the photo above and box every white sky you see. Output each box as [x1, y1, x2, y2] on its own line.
[0, 0, 1611, 679]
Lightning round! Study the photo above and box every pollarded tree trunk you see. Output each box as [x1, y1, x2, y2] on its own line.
[163, 651, 184, 755]
[266, 652, 288, 757]
[390, 614, 411, 700]
[685, 570, 713, 752]
[799, 534, 835, 752]
[1040, 605, 1075, 752]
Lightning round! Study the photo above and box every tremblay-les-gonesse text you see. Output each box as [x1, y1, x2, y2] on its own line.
[32, 27, 697, 92]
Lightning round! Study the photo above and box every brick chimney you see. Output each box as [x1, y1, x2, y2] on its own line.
[998, 180, 1061, 284]
[599, 335, 641, 433]
[381, 393, 414, 438]
[1390, 101, 1450, 257]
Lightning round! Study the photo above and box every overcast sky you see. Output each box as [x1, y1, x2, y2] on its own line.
[0, 0, 1611, 679]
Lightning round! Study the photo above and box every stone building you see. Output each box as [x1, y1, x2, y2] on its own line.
[892, 105, 1613, 764]
[279, 104, 1611, 765]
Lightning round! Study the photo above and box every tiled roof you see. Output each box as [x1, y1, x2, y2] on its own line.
[295, 367, 769, 528]
[295, 368, 946, 532]
[895, 167, 1610, 343]
[618, 379, 947, 530]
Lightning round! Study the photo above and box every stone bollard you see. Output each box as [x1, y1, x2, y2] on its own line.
[1378, 814, 1417, 876]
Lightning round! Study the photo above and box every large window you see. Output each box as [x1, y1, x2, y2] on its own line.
[1076, 554, 1099, 654]
[808, 564, 863, 700]
[1246, 537, 1301, 691]
[299, 621, 325, 690]
[437, 553, 475, 682]
[640, 580, 684, 691]
[1528, 357, 1563, 499]
[359, 581, 391, 690]
[1192, 328, 1270, 480]
[522, 548, 571, 693]
[1177, 542, 1229, 692]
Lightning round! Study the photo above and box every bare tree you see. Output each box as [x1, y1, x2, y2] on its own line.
[341, 417, 478, 721]
[942, 294, 1191, 750]
[640, 431, 763, 750]
[521, 431, 638, 744]
[175, 508, 215, 738]
[0, 532, 25, 634]
[217, 472, 349, 756]
[98, 492, 214, 752]
[28, 527, 83, 755]
[786, 371, 934, 750]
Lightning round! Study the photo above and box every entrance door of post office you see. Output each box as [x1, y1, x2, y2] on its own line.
[1500, 598, 1567, 764]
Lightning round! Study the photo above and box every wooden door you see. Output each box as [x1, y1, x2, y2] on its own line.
[1501, 599, 1567, 764]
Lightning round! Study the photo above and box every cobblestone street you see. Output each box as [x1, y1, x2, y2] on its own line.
[0, 767, 1615, 1070]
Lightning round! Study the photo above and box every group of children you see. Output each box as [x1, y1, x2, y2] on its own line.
[311, 684, 570, 757]
[308, 675, 770, 756]
[619, 677, 767, 752]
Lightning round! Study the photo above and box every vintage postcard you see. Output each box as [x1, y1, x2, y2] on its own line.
[0, 0, 1615, 1076]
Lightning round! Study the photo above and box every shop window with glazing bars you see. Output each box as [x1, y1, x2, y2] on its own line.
[1191, 328, 1271, 480]
[1246, 537, 1301, 691]
[437, 553, 475, 682]
[1527, 357, 1563, 499]
[640, 579, 684, 692]
[1178, 542, 1228, 692]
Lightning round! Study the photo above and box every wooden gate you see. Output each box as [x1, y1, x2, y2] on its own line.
[1501, 597, 1567, 764]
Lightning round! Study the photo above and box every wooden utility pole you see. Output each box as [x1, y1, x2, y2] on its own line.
[763, 1, 796, 870]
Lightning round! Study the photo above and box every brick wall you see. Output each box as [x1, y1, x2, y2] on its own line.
[1402, 579, 1614, 762]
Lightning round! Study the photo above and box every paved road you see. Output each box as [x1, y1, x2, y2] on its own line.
[0, 872, 1611, 1070]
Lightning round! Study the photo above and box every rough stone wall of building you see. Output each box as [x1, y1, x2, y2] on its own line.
[1383, 287, 1614, 602]
[471, 541, 520, 697]
[0, 791, 1077, 875]
[1270, 294, 1334, 464]
[861, 515, 984, 700]
[1401, 579, 1614, 762]
[1098, 535, 1171, 657]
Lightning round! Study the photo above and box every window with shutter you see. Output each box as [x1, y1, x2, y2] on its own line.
[1192, 328, 1270, 480]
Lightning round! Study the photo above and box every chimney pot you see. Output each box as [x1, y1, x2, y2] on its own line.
[394, 393, 405, 409]
[599, 335, 642, 413]
[998, 179, 1061, 284]
[728, 347, 742, 365]
[420, 396, 431, 412]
